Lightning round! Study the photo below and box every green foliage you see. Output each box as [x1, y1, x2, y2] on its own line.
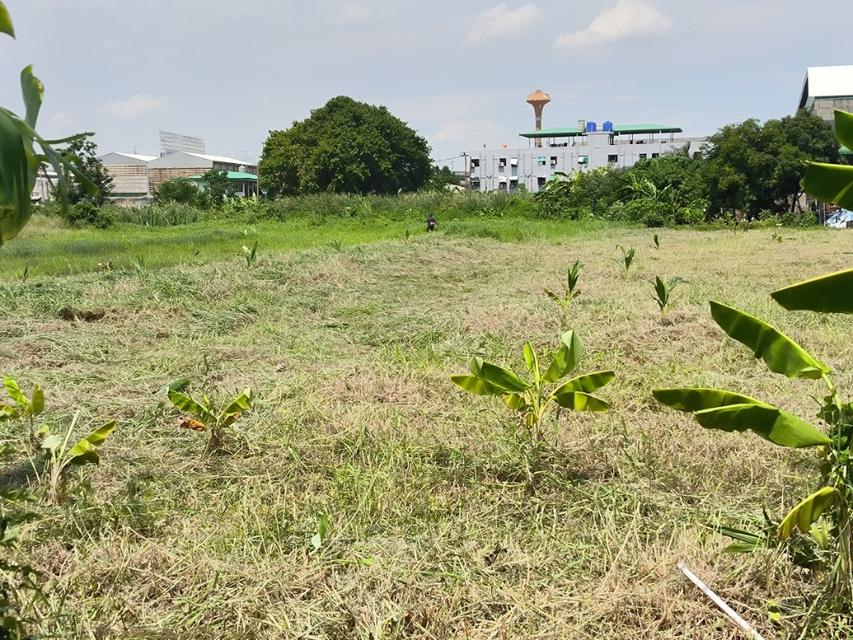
[617, 245, 635, 275]
[802, 110, 853, 210]
[533, 169, 626, 219]
[652, 275, 685, 313]
[63, 198, 113, 229]
[199, 170, 233, 206]
[59, 136, 112, 207]
[259, 96, 431, 196]
[771, 268, 853, 314]
[451, 331, 613, 441]
[0, 8, 96, 246]
[156, 177, 200, 205]
[704, 110, 838, 217]
[426, 165, 460, 191]
[1, 376, 44, 451]
[36, 412, 117, 505]
[242, 239, 259, 268]
[168, 384, 254, 453]
[709, 301, 829, 378]
[653, 272, 853, 603]
[544, 260, 582, 329]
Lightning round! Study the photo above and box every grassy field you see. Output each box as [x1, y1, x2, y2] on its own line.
[0, 215, 615, 278]
[1, 219, 851, 638]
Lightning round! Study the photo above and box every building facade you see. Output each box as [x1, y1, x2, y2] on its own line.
[799, 65, 853, 125]
[467, 123, 706, 193]
[101, 152, 157, 198]
[146, 152, 257, 194]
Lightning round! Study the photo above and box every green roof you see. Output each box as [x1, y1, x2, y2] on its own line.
[520, 124, 683, 138]
[187, 171, 258, 181]
[841, 145, 852, 156]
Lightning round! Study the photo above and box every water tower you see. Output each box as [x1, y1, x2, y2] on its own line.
[526, 90, 551, 148]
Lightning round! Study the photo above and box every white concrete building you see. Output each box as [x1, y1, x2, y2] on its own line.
[467, 122, 706, 193]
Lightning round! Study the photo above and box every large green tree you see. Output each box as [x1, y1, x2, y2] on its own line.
[703, 110, 838, 217]
[259, 96, 431, 196]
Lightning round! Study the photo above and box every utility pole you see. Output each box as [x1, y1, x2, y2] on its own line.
[462, 152, 469, 190]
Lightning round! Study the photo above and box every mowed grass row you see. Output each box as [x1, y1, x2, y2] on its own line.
[0, 214, 616, 278]
[0, 225, 851, 638]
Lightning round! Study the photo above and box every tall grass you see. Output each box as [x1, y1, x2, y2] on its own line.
[36, 192, 540, 229]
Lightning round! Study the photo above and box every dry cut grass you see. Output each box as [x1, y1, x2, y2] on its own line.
[0, 224, 851, 639]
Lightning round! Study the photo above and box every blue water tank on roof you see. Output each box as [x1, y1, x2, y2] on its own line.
[585, 121, 597, 133]
[602, 120, 614, 132]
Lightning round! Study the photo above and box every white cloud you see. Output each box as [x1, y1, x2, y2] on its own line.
[99, 94, 166, 118]
[466, 3, 543, 44]
[337, 2, 371, 25]
[554, 0, 672, 49]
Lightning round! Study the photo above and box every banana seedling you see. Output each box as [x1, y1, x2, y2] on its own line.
[652, 275, 686, 314]
[242, 239, 259, 268]
[452, 331, 614, 441]
[34, 412, 116, 505]
[0, 376, 44, 451]
[544, 260, 583, 330]
[653, 267, 853, 601]
[616, 244, 636, 275]
[168, 384, 254, 453]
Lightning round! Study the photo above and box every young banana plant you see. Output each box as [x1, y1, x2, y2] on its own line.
[653, 267, 853, 601]
[451, 331, 614, 441]
[0, 376, 44, 451]
[168, 385, 254, 453]
[652, 275, 685, 314]
[36, 412, 116, 505]
[544, 260, 583, 329]
[616, 245, 636, 275]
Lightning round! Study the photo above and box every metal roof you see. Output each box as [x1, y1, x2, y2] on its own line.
[101, 152, 157, 163]
[520, 124, 683, 138]
[184, 152, 256, 166]
[841, 146, 852, 156]
[799, 65, 853, 110]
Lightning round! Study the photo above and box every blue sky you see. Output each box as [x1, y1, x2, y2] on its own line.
[1, 0, 851, 170]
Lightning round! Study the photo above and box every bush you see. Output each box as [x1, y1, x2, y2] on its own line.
[623, 198, 666, 227]
[674, 202, 707, 225]
[156, 178, 201, 205]
[63, 199, 113, 228]
[779, 210, 820, 227]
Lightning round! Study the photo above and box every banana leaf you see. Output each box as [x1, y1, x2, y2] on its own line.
[710, 301, 829, 379]
[771, 268, 853, 314]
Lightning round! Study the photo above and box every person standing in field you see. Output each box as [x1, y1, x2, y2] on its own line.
[427, 214, 437, 232]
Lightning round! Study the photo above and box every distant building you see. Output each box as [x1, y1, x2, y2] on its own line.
[159, 131, 205, 156]
[101, 152, 157, 198]
[147, 152, 257, 194]
[798, 65, 853, 125]
[467, 122, 706, 193]
[31, 166, 58, 203]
